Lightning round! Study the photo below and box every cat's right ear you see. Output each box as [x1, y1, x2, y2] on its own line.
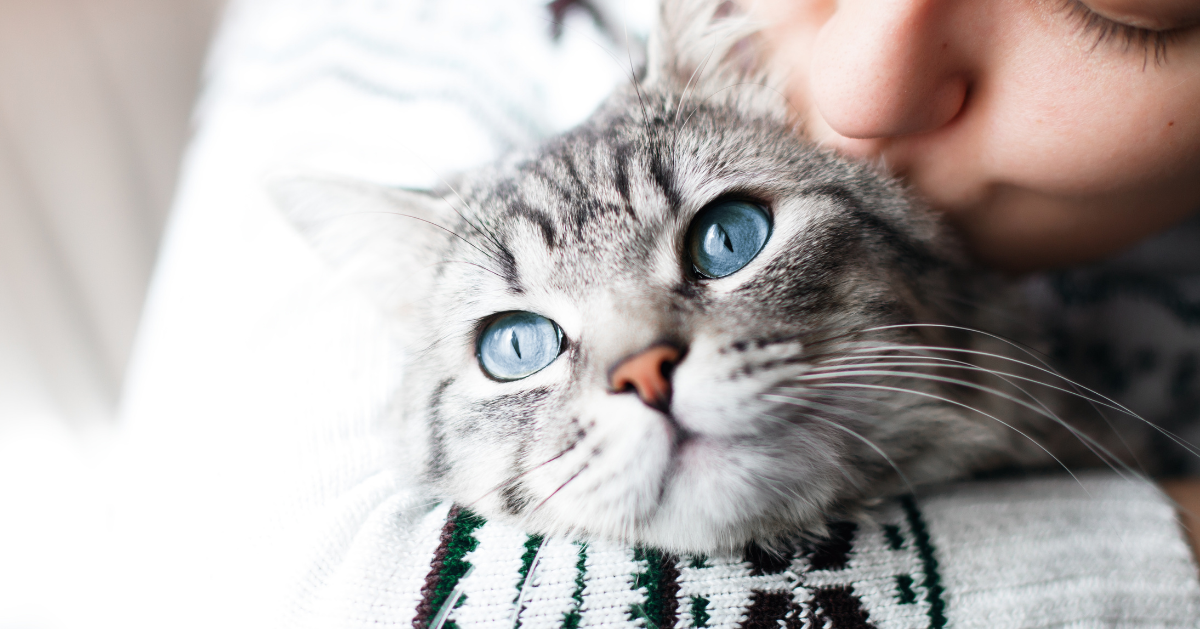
[269, 175, 449, 322]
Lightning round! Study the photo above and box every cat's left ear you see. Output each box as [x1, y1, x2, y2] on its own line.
[270, 175, 451, 323]
[644, 0, 783, 114]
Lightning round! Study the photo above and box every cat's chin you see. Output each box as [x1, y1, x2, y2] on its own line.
[492, 431, 856, 554]
[633, 446, 848, 553]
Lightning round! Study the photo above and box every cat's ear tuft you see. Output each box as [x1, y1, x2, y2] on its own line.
[269, 174, 449, 321]
[645, 0, 783, 114]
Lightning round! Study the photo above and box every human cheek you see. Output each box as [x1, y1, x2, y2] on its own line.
[880, 8, 1200, 210]
[980, 32, 1200, 197]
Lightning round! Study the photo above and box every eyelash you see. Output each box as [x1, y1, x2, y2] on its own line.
[1061, 0, 1181, 65]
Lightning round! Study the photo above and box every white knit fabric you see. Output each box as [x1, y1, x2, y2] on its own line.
[922, 477, 1200, 626]
[358, 475, 1195, 629]
[107, 1, 1200, 628]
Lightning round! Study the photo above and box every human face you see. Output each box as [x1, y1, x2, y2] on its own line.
[747, 0, 1200, 271]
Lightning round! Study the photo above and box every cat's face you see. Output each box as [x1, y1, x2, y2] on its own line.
[384, 92, 1016, 552]
[277, 0, 1025, 552]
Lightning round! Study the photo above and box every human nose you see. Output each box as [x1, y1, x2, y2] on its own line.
[809, 0, 970, 139]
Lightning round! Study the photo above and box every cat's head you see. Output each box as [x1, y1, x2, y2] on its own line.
[276, 0, 1023, 552]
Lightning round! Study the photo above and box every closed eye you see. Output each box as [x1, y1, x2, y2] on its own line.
[1062, 0, 1186, 64]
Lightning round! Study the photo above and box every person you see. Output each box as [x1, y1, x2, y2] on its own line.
[745, 0, 1200, 272]
[742, 0, 1200, 554]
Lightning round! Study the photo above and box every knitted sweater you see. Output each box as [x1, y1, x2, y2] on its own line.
[354, 475, 1200, 629]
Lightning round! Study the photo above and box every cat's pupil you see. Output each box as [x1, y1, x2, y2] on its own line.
[478, 312, 563, 381]
[687, 200, 771, 278]
[715, 225, 734, 252]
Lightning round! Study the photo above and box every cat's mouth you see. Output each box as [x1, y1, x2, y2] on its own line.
[662, 409, 695, 450]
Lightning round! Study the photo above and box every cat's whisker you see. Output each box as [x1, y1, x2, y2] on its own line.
[614, 9, 655, 141]
[808, 357, 1069, 430]
[623, 53, 666, 166]
[830, 337, 1200, 461]
[534, 7, 653, 132]
[410, 329, 466, 363]
[430, 192, 510, 263]
[840, 342, 1158, 472]
[760, 394, 916, 495]
[748, 320, 1188, 479]
[673, 40, 722, 129]
[759, 384, 911, 426]
[804, 381, 1092, 491]
[834, 340, 1130, 406]
[335, 125, 510, 265]
[438, 259, 507, 281]
[795, 367, 1128, 469]
[529, 462, 590, 517]
[839, 342, 1071, 379]
[797, 375, 1124, 487]
[509, 535, 548, 629]
[678, 81, 785, 131]
[800, 388, 916, 414]
[863, 323, 1062, 371]
[465, 442, 580, 510]
[351, 210, 506, 270]
[808, 358, 1134, 417]
[812, 356, 1094, 426]
[810, 362, 1065, 433]
[862, 322, 1180, 465]
[754, 410, 867, 493]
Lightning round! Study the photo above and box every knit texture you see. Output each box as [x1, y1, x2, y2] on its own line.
[381, 475, 1200, 629]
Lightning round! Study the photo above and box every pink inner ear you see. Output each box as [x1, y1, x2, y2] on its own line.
[714, 1, 738, 19]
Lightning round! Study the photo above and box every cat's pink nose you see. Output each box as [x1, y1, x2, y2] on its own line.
[609, 344, 681, 412]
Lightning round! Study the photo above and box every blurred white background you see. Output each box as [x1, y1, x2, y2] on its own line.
[0, 4, 223, 624]
[0, 0, 225, 432]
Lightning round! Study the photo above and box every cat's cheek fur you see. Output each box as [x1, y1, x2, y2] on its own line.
[670, 334, 811, 436]
[493, 393, 679, 538]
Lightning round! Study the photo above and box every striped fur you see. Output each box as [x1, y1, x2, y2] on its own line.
[276, 0, 1106, 553]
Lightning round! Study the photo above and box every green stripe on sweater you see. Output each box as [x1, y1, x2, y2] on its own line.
[901, 496, 946, 629]
[430, 508, 486, 629]
[561, 542, 588, 629]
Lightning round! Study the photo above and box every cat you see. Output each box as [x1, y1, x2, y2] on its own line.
[273, 0, 1144, 553]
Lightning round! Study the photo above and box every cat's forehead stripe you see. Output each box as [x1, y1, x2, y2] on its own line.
[611, 142, 634, 213]
[493, 139, 659, 257]
[506, 200, 557, 250]
[495, 241, 522, 295]
[646, 148, 682, 216]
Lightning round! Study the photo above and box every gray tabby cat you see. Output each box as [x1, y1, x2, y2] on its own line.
[275, 0, 1137, 553]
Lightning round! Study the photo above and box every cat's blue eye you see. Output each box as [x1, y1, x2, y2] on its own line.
[687, 200, 771, 278]
[478, 312, 564, 381]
